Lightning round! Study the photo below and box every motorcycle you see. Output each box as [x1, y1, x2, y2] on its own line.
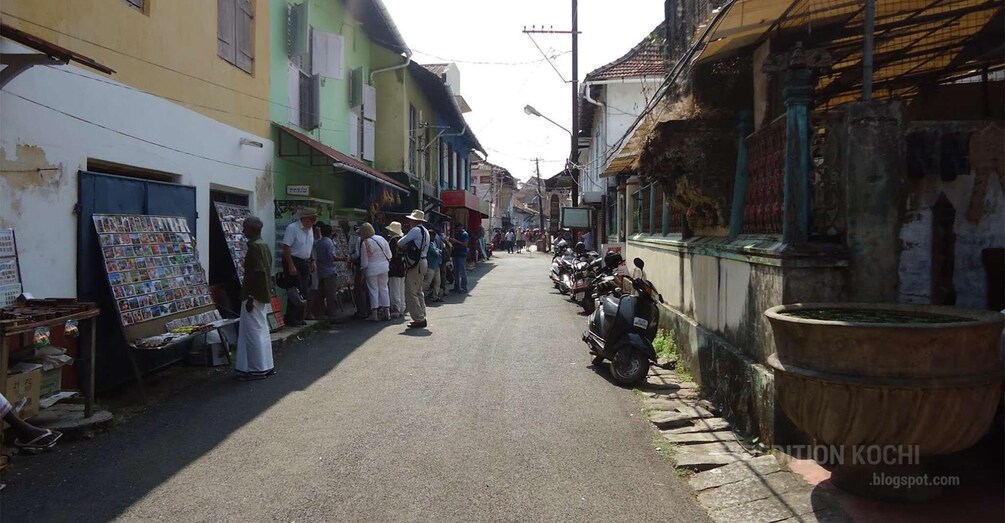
[582, 257, 664, 385]
[549, 241, 572, 291]
[574, 251, 623, 313]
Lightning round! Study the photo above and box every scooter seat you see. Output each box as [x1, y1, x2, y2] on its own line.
[602, 295, 619, 317]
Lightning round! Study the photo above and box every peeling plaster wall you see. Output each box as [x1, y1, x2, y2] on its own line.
[898, 160, 1005, 308]
[0, 43, 275, 298]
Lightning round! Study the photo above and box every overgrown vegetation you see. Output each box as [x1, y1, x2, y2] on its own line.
[653, 329, 693, 382]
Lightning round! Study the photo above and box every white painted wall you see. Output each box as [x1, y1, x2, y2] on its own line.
[0, 41, 275, 299]
[579, 77, 664, 200]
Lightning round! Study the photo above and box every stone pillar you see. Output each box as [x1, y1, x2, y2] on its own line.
[782, 67, 814, 245]
[843, 101, 903, 302]
[625, 175, 641, 237]
[729, 111, 755, 239]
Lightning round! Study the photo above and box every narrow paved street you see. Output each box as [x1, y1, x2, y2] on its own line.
[3, 253, 708, 522]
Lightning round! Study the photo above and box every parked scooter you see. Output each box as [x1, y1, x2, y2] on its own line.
[576, 251, 624, 314]
[582, 257, 664, 385]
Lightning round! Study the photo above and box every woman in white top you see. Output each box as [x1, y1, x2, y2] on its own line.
[358, 222, 392, 321]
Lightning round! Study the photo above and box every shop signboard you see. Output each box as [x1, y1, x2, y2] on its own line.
[286, 185, 311, 197]
[560, 207, 592, 229]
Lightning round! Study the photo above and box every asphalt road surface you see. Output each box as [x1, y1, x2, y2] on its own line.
[3, 251, 709, 522]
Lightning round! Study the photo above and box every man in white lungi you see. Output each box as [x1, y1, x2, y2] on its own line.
[236, 216, 276, 380]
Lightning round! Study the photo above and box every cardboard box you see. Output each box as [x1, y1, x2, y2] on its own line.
[6, 364, 42, 420]
[39, 367, 62, 399]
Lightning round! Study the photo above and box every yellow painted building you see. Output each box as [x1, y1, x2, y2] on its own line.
[1, 0, 271, 138]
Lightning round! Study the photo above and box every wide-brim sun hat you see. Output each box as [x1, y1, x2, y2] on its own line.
[385, 221, 404, 237]
[406, 209, 427, 222]
[299, 207, 318, 218]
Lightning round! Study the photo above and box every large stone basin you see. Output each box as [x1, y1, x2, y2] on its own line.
[765, 303, 1004, 500]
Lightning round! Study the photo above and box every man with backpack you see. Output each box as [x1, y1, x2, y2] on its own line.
[400, 210, 430, 329]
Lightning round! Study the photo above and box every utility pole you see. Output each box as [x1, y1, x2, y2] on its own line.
[522, 0, 580, 206]
[535, 158, 546, 233]
[570, 0, 579, 207]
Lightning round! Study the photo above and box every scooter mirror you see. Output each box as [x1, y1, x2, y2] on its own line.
[633, 258, 645, 270]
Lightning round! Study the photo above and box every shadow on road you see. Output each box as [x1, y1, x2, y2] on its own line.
[0, 260, 500, 521]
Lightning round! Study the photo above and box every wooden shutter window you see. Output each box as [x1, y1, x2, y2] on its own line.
[236, 0, 255, 74]
[217, 0, 236, 63]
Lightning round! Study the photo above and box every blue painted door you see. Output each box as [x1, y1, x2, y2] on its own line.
[77, 170, 197, 390]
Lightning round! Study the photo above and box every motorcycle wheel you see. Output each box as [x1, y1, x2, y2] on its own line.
[609, 348, 650, 386]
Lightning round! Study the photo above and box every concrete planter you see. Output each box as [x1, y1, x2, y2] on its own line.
[765, 302, 1004, 500]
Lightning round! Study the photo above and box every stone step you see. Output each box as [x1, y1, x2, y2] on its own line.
[689, 454, 781, 491]
[673, 441, 754, 472]
[648, 405, 716, 429]
[663, 430, 737, 445]
[663, 417, 731, 434]
[707, 487, 844, 523]
[638, 390, 701, 403]
[697, 471, 808, 511]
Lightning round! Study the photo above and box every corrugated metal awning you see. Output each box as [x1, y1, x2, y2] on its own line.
[695, 0, 1004, 106]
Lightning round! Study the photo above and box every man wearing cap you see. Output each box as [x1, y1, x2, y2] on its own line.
[400, 210, 430, 329]
[282, 207, 317, 326]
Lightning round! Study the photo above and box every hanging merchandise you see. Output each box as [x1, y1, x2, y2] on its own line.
[64, 319, 80, 338]
[33, 326, 51, 348]
[92, 214, 212, 327]
[213, 202, 253, 282]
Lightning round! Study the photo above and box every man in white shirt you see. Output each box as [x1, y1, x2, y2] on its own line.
[281, 207, 317, 326]
[400, 210, 430, 329]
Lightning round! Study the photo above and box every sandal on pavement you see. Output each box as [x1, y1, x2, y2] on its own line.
[14, 429, 62, 452]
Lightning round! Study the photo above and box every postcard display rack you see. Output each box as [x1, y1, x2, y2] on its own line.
[0, 229, 102, 419]
[93, 214, 233, 398]
[211, 203, 284, 330]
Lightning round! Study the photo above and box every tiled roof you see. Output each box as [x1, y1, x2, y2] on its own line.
[422, 63, 449, 76]
[585, 23, 667, 81]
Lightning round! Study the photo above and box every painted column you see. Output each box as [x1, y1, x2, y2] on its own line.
[617, 181, 626, 241]
[782, 67, 814, 245]
[729, 111, 755, 238]
[648, 184, 657, 234]
[661, 191, 671, 235]
[625, 175, 640, 237]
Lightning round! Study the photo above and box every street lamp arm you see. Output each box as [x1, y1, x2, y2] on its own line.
[524, 104, 572, 136]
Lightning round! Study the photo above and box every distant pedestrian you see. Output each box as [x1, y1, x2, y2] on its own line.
[584, 229, 595, 252]
[424, 224, 444, 303]
[516, 228, 526, 253]
[385, 221, 406, 319]
[358, 222, 392, 321]
[523, 228, 532, 252]
[449, 222, 469, 293]
[236, 216, 276, 380]
[314, 222, 346, 322]
[400, 210, 430, 329]
[348, 223, 369, 319]
[504, 229, 515, 254]
[281, 207, 317, 326]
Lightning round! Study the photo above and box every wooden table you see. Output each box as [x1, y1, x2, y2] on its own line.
[1, 304, 101, 418]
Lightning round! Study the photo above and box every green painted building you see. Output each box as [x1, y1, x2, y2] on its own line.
[268, 0, 412, 230]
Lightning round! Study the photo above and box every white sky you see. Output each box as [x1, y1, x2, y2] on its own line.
[381, 0, 666, 181]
